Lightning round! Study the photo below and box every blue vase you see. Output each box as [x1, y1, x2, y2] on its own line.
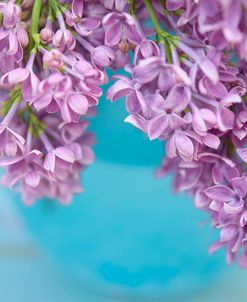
[4, 89, 225, 299]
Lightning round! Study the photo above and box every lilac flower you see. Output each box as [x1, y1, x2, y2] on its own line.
[0, 0, 102, 204]
[65, 0, 101, 36]
[170, 0, 247, 60]
[132, 56, 191, 89]
[31, 73, 94, 122]
[0, 149, 44, 191]
[166, 130, 202, 162]
[205, 178, 247, 215]
[178, 42, 219, 84]
[60, 121, 89, 144]
[103, 12, 142, 47]
[43, 146, 75, 173]
[147, 85, 191, 140]
[0, 124, 25, 154]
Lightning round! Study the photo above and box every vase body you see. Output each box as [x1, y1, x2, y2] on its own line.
[5, 91, 225, 299]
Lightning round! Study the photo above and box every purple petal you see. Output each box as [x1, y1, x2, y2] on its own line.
[133, 57, 161, 83]
[147, 113, 169, 140]
[124, 114, 147, 132]
[224, 199, 244, 215]
[194, 190, 210, 208]
[200, 108, 216, 124]
[221, 94, 242, 107]
[72, 0, 83, 17]
[25, 170, 41, 188]
[169, 113, 188, 130]
[212, 163, 224, 184]
[59, 101, 72, 123]
[53, 147, 75, 163]
[216, 106, 234, 131]
[171, 65, 192, 86]
[104, 21, 122, 46]
[0, 68, 29, 87]
[79, 145, 94, 164]
[220, 225, 238, 242]
[224, 165, 240, 183]
[174, 132, 194, 162]
[92, 45, 115, 67]
[44, 152, 56, 172]
[202, 133, 220, 149]
[237, 148, 247, 163]
[124, 23, 142, 44]
[68, 94, 89, 115]
[199, 57, 219, 84]
[22, 71, 40, 100]
[126, 93, 141, 114]
[0, 150, 42, 167]
[231, 177, 247, 198]
[166, 134, 177, 158]
[33, 92, 53, 111]
[76, 18, 100, 36]
[6, 127, 25, 145]
[107, 79, 133, 101]
[192, 111, 207, 133]
[204, 80, 227, 98]
[240, 211, 247, 227]
[204, 185, 235, 202]
[208, 241, 224, 254]
[164, 84, 191, 113]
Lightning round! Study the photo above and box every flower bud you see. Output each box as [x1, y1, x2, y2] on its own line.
[43, 49, 63, 69]
[17, 27, 29, 47]
[40, 28, 54, 44]
[92, 46, 115, 67]
[53, 29, 76, 51]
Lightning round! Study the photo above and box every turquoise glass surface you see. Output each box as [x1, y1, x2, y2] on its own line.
[2, 81, 225, 299]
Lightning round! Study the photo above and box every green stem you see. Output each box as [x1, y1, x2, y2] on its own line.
[143, 0, 172, 63]
[143, 0, 164, 36]
[48, 1, 54, 20]
[22, 105, 46, 138]
[49, 0, 62, 16]
[29, 0, 42, 53]
[129, 0, 136, 15]
[0, 88, 22, 117]
[31, 0, 42, 34]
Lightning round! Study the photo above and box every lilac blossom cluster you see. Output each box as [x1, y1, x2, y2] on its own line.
[106, 1, 247, 268]
[0, 0, 147, 205]
[1, 0, 247, 268]
[0, 0, 111, 204]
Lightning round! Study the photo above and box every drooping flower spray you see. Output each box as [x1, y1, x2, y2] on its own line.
[1, 0, 247, 268]
[107, 0, 247, 268]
